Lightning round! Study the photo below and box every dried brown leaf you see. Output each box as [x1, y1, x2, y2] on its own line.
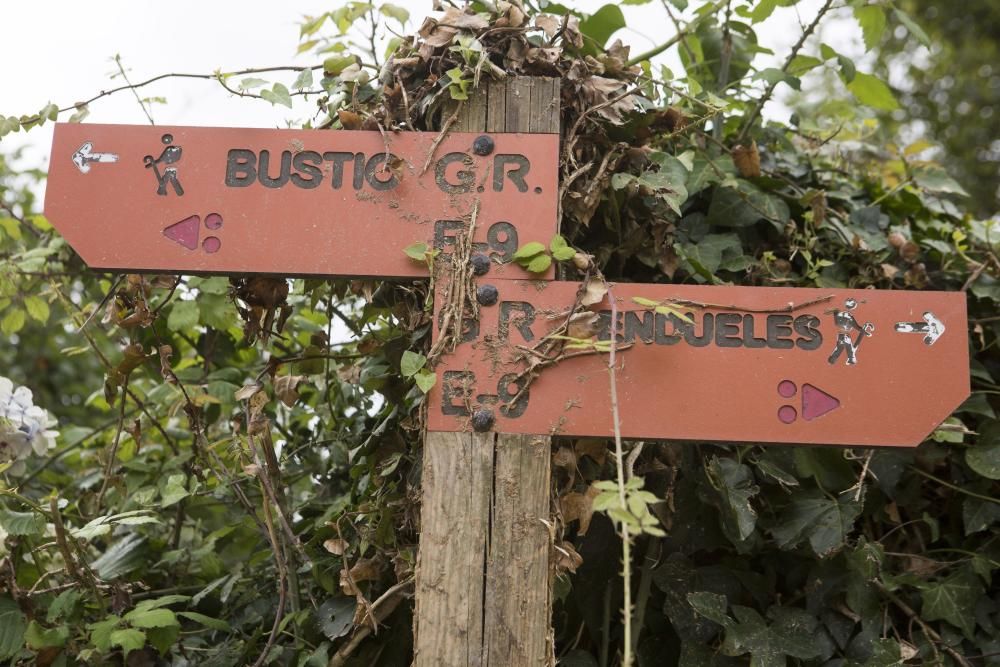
[560, 484, 600, 536]
[274, 375, 305, 408]
[234, 383, 262, 401]
[566, 311, 601, 340]
[535, 13, 560, 38]
[580, 277, 607, 306]
[554, 540, 583, 573]
[553, 445, 577, 469]
[575, 438, 608, 466]
[732, 142, 761, 178]
[324, 538, 347, 555]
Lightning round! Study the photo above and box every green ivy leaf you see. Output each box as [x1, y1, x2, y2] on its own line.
[88, 616, 121, 652]
[380, 3, 409, 25]
[512, 242, 546, 260]
[292, 68, 314, 91]
[261, 83, 293, 108]
[0, 597, 27, 660]
[706, 457, 759, 543]
[771, 491, 861, 558]
[161, 474, 191, 508]
[400, 350, 426, 378]
[414, 369, 437, 393]
[47, 589, 81, 624]
[238, 77, 269, 90]
[23, 296, 49, 323]
[853, 5, 886, 50]
[893, 8, 931, 48]
[24, 621, 69, 649]
[579, 4, 626, 49]
[110, 628, 147, 659]
[167, 300, 199, 331]
[0, 509, 45, 536]
[403, 242, 430, 261]
[124, 607, 179, 629]
[965, 421, 1000, 479]
[525, 254, 553, 273]
[846, 72, 898, 111]
[920, 567, 983, 638]
[1, 309, 26, 335]
[177, 612, 231, 632]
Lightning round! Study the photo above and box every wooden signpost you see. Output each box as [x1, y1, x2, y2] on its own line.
[44, 77, 970, 666]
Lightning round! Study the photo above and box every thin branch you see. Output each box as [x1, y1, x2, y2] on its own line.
[113, 54, 155, 125]
[17, 65, 325, 126]
[736, 0, 835, 142]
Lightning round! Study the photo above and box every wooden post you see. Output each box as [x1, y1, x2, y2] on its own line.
[415, 78, 560, 667]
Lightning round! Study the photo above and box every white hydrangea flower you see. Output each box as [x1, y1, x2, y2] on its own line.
[0, 376, 58, 472]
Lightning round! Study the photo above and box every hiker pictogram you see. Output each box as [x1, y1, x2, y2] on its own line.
[143, 133, 184, 196]
[827, 298, 874, 366]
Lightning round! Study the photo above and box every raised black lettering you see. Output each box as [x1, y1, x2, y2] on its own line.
[624, 310, 654, 344]
[715, 313, 742, 348]
[742, 314, 768, 349]
[498, 373, 529, 418]
[487, 222, 518, 262]
[364, 153, 400, 191]
[766, 314, 795, 349]
[322, 152, 353, 189]
[683, 313, 714, 347]
[435, 152, 474, 194]
[597, 311, 625, 343]
[492, 154, 529, 192]
[794, 315, 823, 350]
[352, 153, 365, 190]
[290, 151, 323, 189]
[499, 301, 536, 343]
[225, 149, 256, 187]
[442, 371, 474, 416]
[437, 305, 478, 343]
[654, 312, 682, 345]
[433, 220, 464, 252]
[258, 150, 291, 188]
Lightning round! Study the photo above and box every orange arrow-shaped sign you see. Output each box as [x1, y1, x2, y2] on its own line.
[428, 280, 969, 447]
[45, 123, 558, 279]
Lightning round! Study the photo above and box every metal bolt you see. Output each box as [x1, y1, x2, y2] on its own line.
[472, 135, 495, 156]
[471, 409, 495, 432]
[471, 253, 491, 276]
[476, 284, 499, 306]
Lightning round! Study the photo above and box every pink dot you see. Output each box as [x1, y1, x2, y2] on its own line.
[777, 380, 797, 398]
[202, 236, 221, 253]
[205, 213, 223, 230]
[778, 405, 797, 424]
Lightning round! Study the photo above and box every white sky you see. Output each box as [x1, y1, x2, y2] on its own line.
[1, 0, 840, 181]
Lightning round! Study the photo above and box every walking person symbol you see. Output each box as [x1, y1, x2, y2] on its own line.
[827, 298, 874, 366]
[143, 133, 184, 196]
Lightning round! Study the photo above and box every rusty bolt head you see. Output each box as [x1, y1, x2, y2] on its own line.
[471, 409, 495, 432]
[471, 253, 491, 276]
[472, 135, 495, 156]
[476, 284, 499, 306]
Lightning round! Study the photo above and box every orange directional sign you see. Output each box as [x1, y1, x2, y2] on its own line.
[45, 124, 558, 278]
[428, 280, 969, 447]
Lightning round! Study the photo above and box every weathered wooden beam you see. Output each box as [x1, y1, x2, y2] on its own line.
[414, 76, 560, 667]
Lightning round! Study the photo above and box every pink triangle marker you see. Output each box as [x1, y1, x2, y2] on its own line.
[801, 383, 840, 421]
[163, 215, 200, 250]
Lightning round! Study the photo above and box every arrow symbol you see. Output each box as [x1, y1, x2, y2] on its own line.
[894, 311, 945, 346]
[71, 141, 119, 174]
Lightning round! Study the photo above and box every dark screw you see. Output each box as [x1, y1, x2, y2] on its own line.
[471, 253, 491, 276]
[476, 284, 499, 306]
[472, 135, 495, 156]
[471, 409, 495, 432]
